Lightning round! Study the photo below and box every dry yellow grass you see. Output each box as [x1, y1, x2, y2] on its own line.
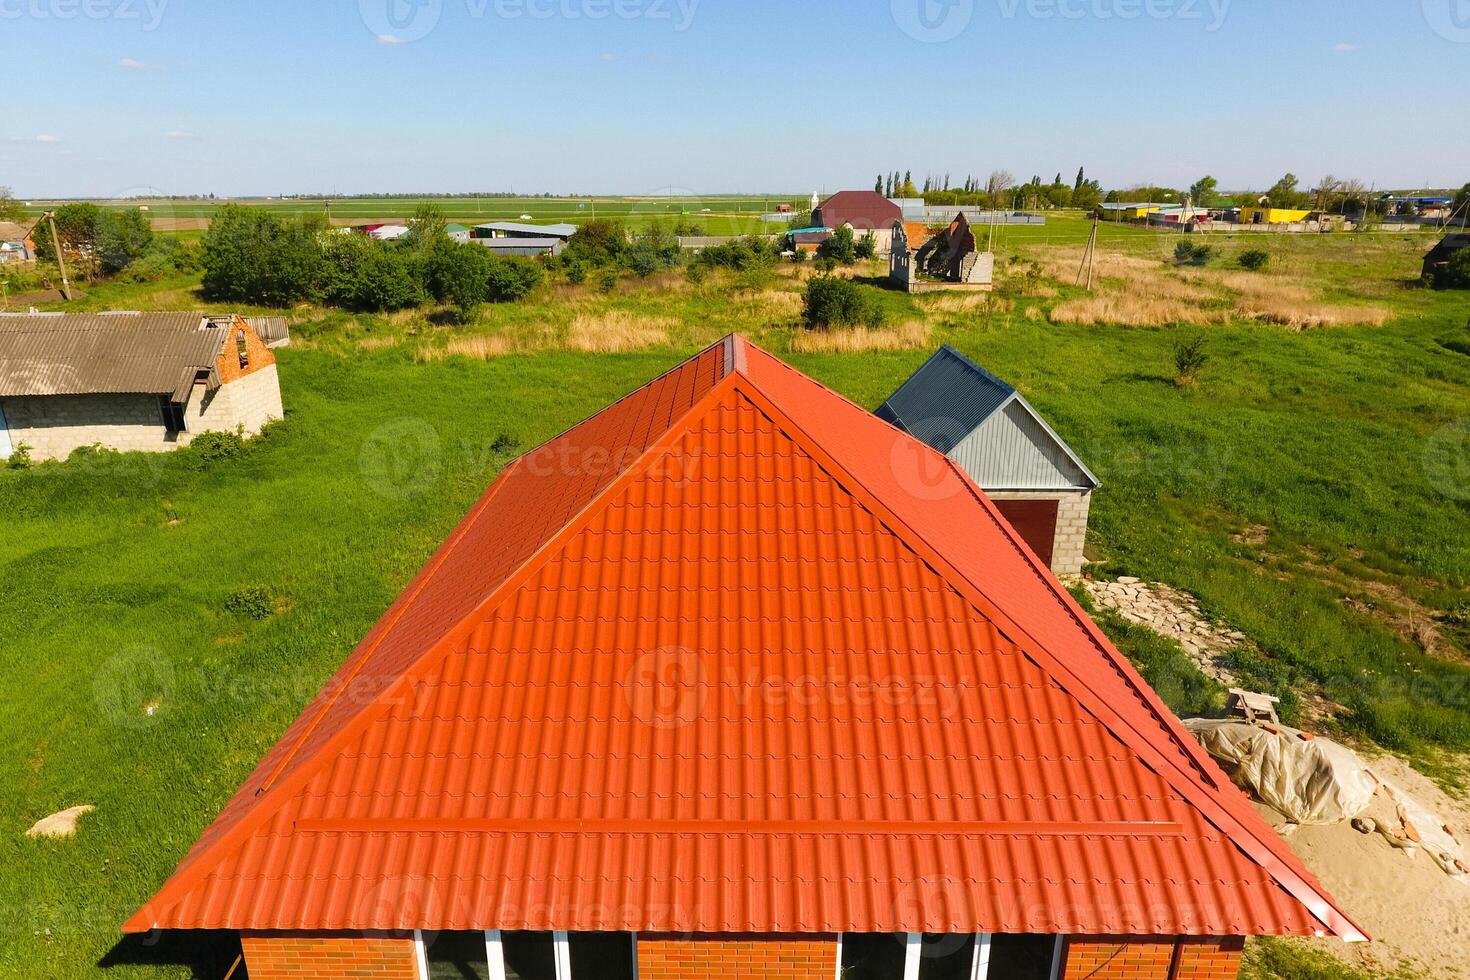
[788, 321, 932, 353]
[1049, 294, 1230, 327]
[565, 310, 677, 352]
[917, 292, 1011, 314]
[413, 333, 513, 362]
[355, 335, 399, 351]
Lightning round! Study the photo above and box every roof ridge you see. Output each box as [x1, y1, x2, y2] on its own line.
[125, 366, 742, 933]
[729, 350, 1362, 941]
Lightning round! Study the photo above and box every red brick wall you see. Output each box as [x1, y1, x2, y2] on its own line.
[1174, 937, 1245, 980]
[215, 317, 276, 385]
[240, 932, 419, 979]
[1060, 936, 1243, 980]
[637, 933, 838, 980]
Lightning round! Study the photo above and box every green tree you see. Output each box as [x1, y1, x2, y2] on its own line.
[320, 232, 423, 311]
[427, 241, 488, 320]
[875, 175, 884, 194]
[404, 201, 447, 254]
[563, 218, 626, 266]
[802, 275, 884, 328]
[201, 204, 324, 306]
[1074, 167, 1085, 192]
[1453, 183, 1470, 221]
[0, 187, 24, 222]
[484, 256, 544, 301]
[1265, 173, 1309, 209]
[1188, 176, 1219, 207]
[1432, 247, 1470, 290]
[95, 209, 153, 273]
[817, 225, 857, 263]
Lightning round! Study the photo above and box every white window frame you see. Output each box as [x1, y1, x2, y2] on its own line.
[418, 928, 637, 980]
[835, 931, 1063, 980]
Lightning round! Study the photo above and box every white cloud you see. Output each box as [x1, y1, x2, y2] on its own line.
[119, 57, 151, 70]
[378, 34, 408, 45]
[164, 130, 191, 140]
[34, 134, 61, 144]
[600, 52, 618, 62]
[1333, 42, 1359, 52]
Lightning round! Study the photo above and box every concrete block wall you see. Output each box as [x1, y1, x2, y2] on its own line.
[1, 392, 177, 461]
[184, 363, 283, 442]
[985, 489, 1092, 576]
[636, 933, 838, 980]
[240, 932, 419, 980]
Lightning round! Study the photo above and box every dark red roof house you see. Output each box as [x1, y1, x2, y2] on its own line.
[126, 336, 1363, 980]
[812, 190, 903, 231]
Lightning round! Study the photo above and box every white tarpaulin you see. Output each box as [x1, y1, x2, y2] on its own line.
[1185, 719, 1469, 877]
[1184, 719, 1379, 825]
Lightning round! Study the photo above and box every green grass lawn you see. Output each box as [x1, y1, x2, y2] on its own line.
[3, 223, 1469, 978]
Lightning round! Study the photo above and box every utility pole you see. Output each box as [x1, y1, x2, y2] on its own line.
[1075, 217, 1099, 290]
[44, 212, 73, 301]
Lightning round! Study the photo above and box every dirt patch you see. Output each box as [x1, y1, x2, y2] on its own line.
[1260, 752, 1470, 979]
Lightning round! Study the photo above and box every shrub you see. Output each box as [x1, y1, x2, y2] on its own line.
[565, 260, 587, 285]
[623, 224, 681, 277]
[1174, 241, 1213, 266]
[695, 236, 778, 272]
[429, 243, 488, 322]
[1238, 249, 1270, 271]
[1173, 336, 1208, 385]
[189, 428, 248, 463]
[685, 263, 707, 284]
[225, 586, 273, 621]
[818, 226, 858, 264]
[564, 218, 626, 266]
[6, 443, 32, 469]
[484, 256, 543, 302]
[201, 205, 324, 306]
[802, 275, 885, 328]
[321, 234, 424, 312]
[1431, 248, 1470, 290]
[599, 270, 618, 293]
[855, 232, 877, 259]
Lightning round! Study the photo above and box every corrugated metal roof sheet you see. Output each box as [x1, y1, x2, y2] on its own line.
[877, 346, 1099, 490]
[243, 316, 290, 348]
[0, 313, 228, 398]
[124, 336, 1360, 942]
[475, 221, 578, 238]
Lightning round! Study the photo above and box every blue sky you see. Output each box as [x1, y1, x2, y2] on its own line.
[2, 0, 1467, 197]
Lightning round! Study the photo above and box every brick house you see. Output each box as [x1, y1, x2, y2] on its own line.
[0, 312, 282, 462]
[126, 336, 1361, 979]
[877, 346, 1099, 575]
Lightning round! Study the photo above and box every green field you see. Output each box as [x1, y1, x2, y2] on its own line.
[4, 217, 1469, 978]
[17, 194, 809, 237]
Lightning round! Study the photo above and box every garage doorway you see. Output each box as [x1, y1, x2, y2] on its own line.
[992, 499, 1058, 567]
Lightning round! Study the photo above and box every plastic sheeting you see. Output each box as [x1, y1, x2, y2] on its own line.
[1184, 719, 1379, 825]
[1186, 719, 1469, 877]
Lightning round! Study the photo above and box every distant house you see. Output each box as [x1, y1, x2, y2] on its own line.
[1096, 203, 1168, 222]
[1424, 232, 1470, 285]
[0, 313, 283, 462]
[0, 221, 36, 264]
[1236, 206, 1312, 225]
[812, 191, 903, 253]
[445, 223, 471, 244]
[359, 223, 411, 241]
[876, 345, 1100, 575]
[788, 226, 832, 253]
[472, 221, 578, 241]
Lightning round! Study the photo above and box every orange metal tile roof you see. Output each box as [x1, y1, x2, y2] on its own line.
[125, 336, 1363, 941]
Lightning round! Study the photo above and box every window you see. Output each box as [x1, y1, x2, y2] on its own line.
[416, 931, 635, 980]
[839, 933, 1062, 980]
[425, 932, 496, 980]
[501, 932, 557, 980]
[236, 330, 249, 369]
[839, 934, 908, 980]
[157, 396, 185, 433]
